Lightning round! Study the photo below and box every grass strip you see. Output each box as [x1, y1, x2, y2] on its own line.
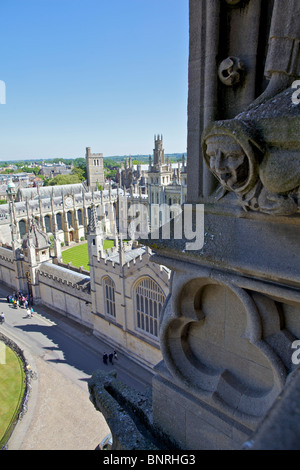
[0, 343, 26, 445]
[61, 240, 115, 271]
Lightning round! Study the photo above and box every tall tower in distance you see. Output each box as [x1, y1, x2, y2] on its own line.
[85, 147, 105, 190]
[153, 134, 165, 167]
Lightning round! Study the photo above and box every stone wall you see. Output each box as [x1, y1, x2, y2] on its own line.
[0, 244, 169, 373]
[0, 246, 16, 290]
[37, 261, 93, 328]
[91, 251, 170, 371]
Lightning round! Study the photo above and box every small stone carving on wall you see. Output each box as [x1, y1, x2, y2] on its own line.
[218, 57, 245, 87]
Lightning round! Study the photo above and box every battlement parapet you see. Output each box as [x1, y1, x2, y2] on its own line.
[0, 246, 14, 264]
[92, 244, 170, 286]
[53, 259, 90, 276]
[37, 261, 90, 296]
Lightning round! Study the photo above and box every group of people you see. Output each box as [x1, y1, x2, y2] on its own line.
[6, 291, 34, 317]
[7, 291, 33, 309]
[103, 350, 118, 365]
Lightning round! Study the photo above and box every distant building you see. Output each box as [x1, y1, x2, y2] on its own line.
[147, 135, 187, 230]
[117, 156, 148, 192]
[38, 162, 73, 178]
[0, 198, 170, 372]
[0, 183, 120, 247]
[86, 147, 105, 190]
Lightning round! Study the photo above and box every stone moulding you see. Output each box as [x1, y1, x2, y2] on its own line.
[159, 267, 292, 427]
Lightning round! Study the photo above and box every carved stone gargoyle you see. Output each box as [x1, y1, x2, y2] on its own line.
[202, 86, 300, 216]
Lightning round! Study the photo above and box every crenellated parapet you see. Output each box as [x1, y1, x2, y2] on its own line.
[37, 262, 90, 297]
[0, 246, 14, 264]
[92, 242, 171, 289]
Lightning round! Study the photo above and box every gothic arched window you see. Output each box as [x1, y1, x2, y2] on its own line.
[19, 219, 27, 238]
[67, 211, 73, 228]
[77, 209, 83, 226]
[103, 276, 116, 318]
[56, 213, 62, 230]
[44, 215, 51, 233]
[87, 207, 91, 224]
[135, 277, 165, 339]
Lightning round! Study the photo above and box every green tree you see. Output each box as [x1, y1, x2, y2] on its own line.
[71, 166, 86, 182]
[49, 234, 54, 249]
[19, 166, 40, 175]
[73, 158, 86, 169]
[105, 168, 118, 179]
[104, 159, 120, 180]
[44, 174, 81, 186]
[103, 159, 121, 169]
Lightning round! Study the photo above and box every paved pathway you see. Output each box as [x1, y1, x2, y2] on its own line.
[0, 284, 154, 450]
[9, 353, 110, 450]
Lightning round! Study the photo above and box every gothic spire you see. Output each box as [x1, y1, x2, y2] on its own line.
[88, 202, 98, 234]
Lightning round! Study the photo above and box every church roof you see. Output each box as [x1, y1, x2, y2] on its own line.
[18, 183, 85, 200]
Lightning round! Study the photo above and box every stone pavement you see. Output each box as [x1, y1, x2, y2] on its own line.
[0, 285, 154, 450]
[8, 353, 111, 450]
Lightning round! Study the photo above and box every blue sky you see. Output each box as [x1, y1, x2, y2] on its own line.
[0, 0, 189, 161]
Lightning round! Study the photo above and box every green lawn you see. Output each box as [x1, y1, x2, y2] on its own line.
[0, 343, 26, 447]
[62, 240, 115, 271]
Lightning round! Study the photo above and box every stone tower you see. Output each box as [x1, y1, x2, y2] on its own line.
[21, 217, 51, 302]
[153, 134, 165, 166]
[85, 147, 105, 190]
[148, 134, 177, 231]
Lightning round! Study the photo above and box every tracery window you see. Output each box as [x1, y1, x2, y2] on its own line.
[67, 211, 73, 228]
[77, 209, 83, 226]
[19, 219, 27, 238]
[56, 213, 62, 230]
[135, 277, 165, 339]
[44, 215, 51, 233]
[103, 276, 116, 318]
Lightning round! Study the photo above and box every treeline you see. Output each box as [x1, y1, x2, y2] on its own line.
[0, 153, 187, 187]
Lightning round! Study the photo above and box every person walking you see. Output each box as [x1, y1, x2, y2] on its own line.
[108, 352, 114, 365]
[0, 312, 5, 324]
[26, 308, 31, 318]
[103, 352, 108, 365]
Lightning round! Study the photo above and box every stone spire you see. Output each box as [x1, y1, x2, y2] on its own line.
[119, 233, 125, 267]
[88, 203, 98, 234]
[87, 202, 104, 261]
[22, 216, 51, 267]
[153, 134, 165, 166]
